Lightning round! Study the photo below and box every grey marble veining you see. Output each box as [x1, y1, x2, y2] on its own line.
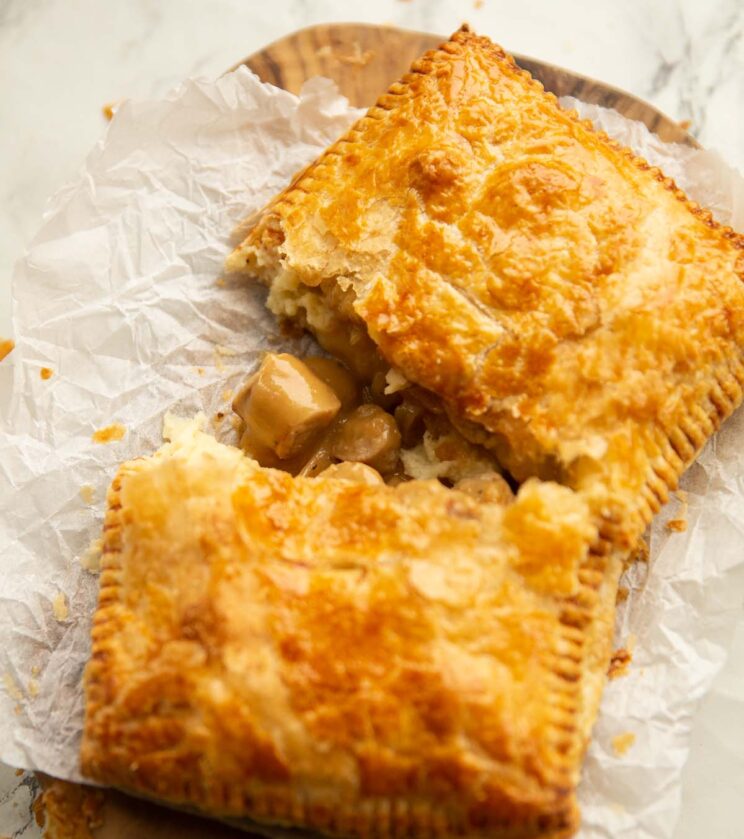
[0, 2, 743, 837]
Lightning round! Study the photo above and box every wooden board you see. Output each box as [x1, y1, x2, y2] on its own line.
[35, 21, 699, 839]
[238, 22, 698, 147]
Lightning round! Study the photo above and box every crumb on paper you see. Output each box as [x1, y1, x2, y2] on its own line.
[624, 537, 649, 569]
[611, 732, 636, 757]
[212, 411, 226, 428]
[216, 277, 226, 288]
[616, 585, 629, 604]
[222, 388, 233, 402]
[79, 484, 95, 504]
[15, 768, 23, 776]
[668, 489, 689, 531]
[162, 412, 207, 444]
[91, 423, 126, 444]
[28, 678, 39, 698]
[3, 672, 23, 701]
[474, 0, 485, 7]
[608, 647, 632, 679]
[194, 366, 205, 376]
[40, 367, 53, 380]
[52, 593, 69, 622]
[678, 118, 692, 130]
[215, 344, 236, 357]
[0, 338, 14, 361]
[35, 777, 104, 839]
[102, 98, 124, 120]
[80, 537, 103, 573]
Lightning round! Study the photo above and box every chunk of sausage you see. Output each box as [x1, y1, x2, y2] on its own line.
[302, 356, 361, 410]
[233, 354, 340, 460]
[328, 404, 402, 474]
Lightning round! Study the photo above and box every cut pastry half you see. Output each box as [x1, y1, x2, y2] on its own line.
[227, 25, 744, 550]
[81, 421, 623, 838]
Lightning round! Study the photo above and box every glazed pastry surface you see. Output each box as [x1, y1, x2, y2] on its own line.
[82, 426, 619, 838]
[229, 26, 744, 548]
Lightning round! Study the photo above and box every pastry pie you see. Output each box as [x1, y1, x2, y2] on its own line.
[227, 25, 744, 550]
[82, 420, 624, 837]
[82, 24, 744, 839]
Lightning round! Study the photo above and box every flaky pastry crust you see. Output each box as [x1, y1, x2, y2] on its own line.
[228, 25, 744, 549]
[81, 428, 622, 838]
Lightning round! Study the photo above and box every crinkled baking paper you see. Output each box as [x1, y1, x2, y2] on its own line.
[1, 68, 743, 839]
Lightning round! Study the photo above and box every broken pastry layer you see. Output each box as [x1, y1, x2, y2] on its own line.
[82, 423, 622, 838]
[227, 25, 744, 550]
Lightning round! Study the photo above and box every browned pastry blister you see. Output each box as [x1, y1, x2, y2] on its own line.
[228, 25, 744, 551]
[81, 428, 624, 838]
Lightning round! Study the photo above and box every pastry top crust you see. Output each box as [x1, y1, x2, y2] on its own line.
[229, 26, 744, 548]
[82, 424, 600, 838]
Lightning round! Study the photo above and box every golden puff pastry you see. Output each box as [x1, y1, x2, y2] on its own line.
[82, 420, 623, 838]
[228, 25, 744, 550]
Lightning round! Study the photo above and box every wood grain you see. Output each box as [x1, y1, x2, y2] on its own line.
[237, 22, 698, 148]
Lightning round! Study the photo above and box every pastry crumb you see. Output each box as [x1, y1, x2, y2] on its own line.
[616, 585, 629, 604]
[0, 338, 14, 361]
[624, 538, 649, 569]
[35, 777, 104, 839]
[608, 647, 632, 679]
[102, 98, 124, 120]
[15, 768, 23, 776]
[79, 484, 95, 504]
[31, 664, 40, 677]
[80, 538, 103, 573]
[668, 490, 688, 531]
[678, 118, 692, 130]
[92, 423, 126, 444]
[215, 277, 226, 288]
[28, 678, 39, 698]
[40, 367, 54, 380]
[52, 593, 69, 622]
[3, 672, 23, 701]
[611, 732, 636, 757]
[474, 0, 485, 7]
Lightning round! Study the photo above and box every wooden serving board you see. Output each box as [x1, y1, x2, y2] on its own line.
[36, 22, 697, 839]
[239, 22, 698, 147]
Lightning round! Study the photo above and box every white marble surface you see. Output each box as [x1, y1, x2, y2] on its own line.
[0, 0, 742, 837]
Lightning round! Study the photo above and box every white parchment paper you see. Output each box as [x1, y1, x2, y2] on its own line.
[0, 69, 743, 839]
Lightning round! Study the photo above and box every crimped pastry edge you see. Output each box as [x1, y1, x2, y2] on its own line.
[81, 451, 618, 838]
[227, 24, 744, 552]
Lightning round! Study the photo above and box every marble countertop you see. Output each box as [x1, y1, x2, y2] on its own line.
[1, 1, 743, 837]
